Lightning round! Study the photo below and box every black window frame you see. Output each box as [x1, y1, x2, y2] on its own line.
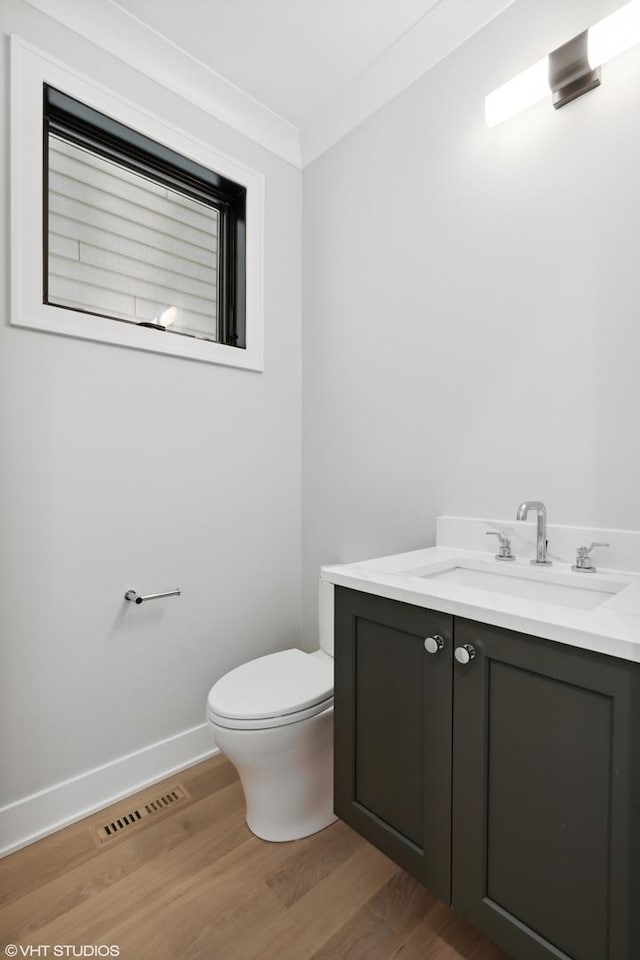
[43, 84, 247, 349]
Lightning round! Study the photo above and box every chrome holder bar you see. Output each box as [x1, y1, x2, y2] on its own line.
[549, 31, 601, 110]
[124, 588, 181, 605]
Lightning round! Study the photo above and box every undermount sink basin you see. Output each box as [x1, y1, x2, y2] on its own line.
[415, 562, 627, 611]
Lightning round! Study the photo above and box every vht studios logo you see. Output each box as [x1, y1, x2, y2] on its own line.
[4, 948, 120, 958]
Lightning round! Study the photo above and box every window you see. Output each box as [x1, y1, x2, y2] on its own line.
[44, 85, 246, 349]
[11, 38, 264, 369]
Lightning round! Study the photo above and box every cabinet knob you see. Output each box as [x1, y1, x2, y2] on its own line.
[424, 635, 444, 654]
[455, 644, 476, 665]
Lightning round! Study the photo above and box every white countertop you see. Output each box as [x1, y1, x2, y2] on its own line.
[321, 545, 640, 664]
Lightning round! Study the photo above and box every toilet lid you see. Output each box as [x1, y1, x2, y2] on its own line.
[207, 649, 333, 721]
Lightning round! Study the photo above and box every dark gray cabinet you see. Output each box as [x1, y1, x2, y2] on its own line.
[334, 586, 640, 960]
[334, 587, 453, 901]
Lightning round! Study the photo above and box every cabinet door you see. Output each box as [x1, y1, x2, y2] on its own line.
[334, 586, 453, 901]
[452, 617, 640, 960]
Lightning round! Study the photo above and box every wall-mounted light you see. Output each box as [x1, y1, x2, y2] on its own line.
[485, 0, 640, 127]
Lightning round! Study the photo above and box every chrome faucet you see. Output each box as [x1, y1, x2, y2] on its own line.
[516, 500, 552, 566]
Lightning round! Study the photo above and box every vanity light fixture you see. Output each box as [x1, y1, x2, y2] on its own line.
[485, 0, 640, 127]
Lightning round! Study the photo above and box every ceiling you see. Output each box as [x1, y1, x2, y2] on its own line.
[114, 0, 448, 127]
[27, 0, 518, 165]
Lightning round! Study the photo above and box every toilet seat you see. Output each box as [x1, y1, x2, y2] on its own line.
[207, 649, 333, 731]
[208, 697, 334, 730]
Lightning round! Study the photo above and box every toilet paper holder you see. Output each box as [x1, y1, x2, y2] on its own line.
[124, 588, 181, 605]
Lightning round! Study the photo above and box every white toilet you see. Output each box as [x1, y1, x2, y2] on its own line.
[206, 582, 336, 842]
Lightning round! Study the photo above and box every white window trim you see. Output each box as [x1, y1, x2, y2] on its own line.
[10, 36, 265, 371]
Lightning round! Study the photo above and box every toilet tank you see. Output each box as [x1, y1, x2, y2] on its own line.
[318, 579, 334, 658]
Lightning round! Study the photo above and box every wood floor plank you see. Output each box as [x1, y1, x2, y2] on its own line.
[106, 845, 284, 960]
[0, 823, 97, 908]
[229, 842, 400, 960]
[0, 752, 232, 908]
[308, 904, 401, 960]
[368, 869, 437, 938]
[265, 818, 364, 907]
[308, 868, 439, 960]
[0, 780, 244, 943]
[101, 825, 360, 960]
[0, 757, 511, 960]
[388, 900, 511, 960]
[19, 798, 335, 948]
[0, 811, 191, 943]
[13, 808, 252, 947]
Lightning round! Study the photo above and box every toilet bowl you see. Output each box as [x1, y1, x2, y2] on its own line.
[206, 582, 336, 842]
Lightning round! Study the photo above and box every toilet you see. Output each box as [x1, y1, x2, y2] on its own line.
[206, 581, 336, 841]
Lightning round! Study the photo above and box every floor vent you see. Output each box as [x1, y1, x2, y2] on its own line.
[95, 785, 190, 844]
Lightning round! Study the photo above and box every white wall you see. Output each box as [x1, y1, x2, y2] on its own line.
[301, 0, 640, 643]
[4, 0, 640, 851]
[0, 0, 301, 848]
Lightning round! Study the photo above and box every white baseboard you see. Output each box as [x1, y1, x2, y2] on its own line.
[0, 723, 219, 858]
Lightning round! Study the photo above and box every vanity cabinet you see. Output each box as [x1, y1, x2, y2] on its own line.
[333, 588, 454, 901]
[333, 586, 640, 960]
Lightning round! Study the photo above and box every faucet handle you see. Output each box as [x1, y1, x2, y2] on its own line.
[581, 542, 610, 556]
[572, 542, 609, 572]
[486, 530, 516, 561]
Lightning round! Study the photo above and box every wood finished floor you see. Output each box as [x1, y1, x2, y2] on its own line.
[0, 756, 511, 960]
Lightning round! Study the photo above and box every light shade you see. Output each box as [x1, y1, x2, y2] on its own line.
[485, 1, 640, 127]
[485, 57, 549, 128]
[588, 0, 640, 68]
